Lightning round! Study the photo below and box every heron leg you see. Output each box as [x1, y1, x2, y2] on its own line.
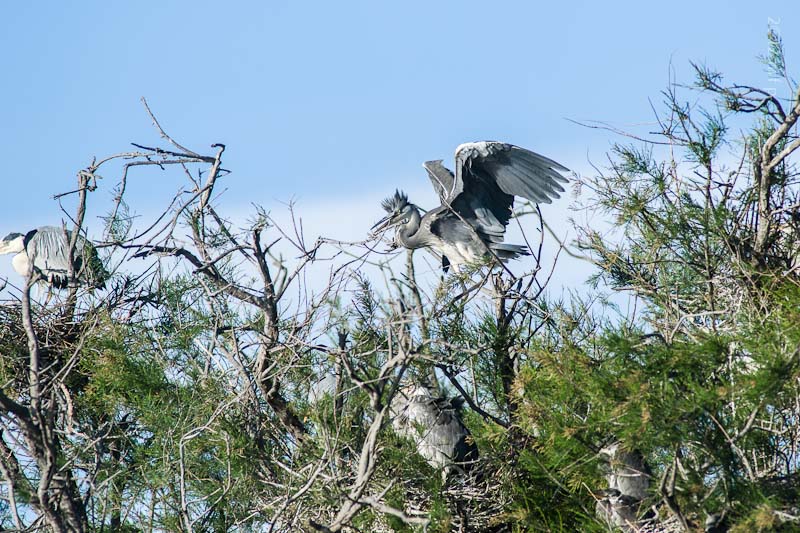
[41, 283, 55, 308]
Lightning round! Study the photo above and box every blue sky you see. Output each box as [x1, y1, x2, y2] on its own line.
[1, 1, 798, 290]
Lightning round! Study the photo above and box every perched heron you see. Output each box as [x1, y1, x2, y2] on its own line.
[308, 371, 339, 406]
[372, 141, 569, 269]
[390, 383, 478, 480]
[0, 226, 108, 289]
[595, 442, 651, 532]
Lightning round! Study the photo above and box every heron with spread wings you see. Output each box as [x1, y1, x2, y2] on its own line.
[372, 141, 569, 269]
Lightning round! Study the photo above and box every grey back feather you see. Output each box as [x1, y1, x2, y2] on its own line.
[25, 226, 108, 288]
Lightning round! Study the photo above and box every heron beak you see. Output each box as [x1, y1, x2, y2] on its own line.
[370, 215, 393, 233]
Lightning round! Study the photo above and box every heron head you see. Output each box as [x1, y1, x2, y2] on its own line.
[371, 190, 414, 233]
[0, 233, 24, 255]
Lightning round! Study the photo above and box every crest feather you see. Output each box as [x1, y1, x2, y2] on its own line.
[380, 189, 409, 213]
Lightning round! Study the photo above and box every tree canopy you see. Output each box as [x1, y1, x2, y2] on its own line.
[1, 31, 800, 532]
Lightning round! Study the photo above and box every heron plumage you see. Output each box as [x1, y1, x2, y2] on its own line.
[375, 141, 569, 267]
[0, 226, 108, 289]
[390, 383, 478, 476]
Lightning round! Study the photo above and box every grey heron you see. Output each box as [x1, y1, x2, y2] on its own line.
[595, 442, 651, 531]
[308, 371, 339, 406]
[390, 383, 478, 480]
[372, 141, 569, 269]
[0, 226, 108, 289]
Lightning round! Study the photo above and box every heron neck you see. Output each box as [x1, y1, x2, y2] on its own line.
[396, 207, 425, 249]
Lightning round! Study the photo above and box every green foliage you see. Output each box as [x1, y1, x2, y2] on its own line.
[3, 30, 799, 533]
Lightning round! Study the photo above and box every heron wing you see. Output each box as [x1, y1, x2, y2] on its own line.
[447, 141, 569, 241]
[427, 208, 487, 251]
[27, 226, 108, 287]
[27, 227, 72, 277]
[423, 160, 456, 203]
[454, 141, 569, 203]
[390, 384, 477, 471]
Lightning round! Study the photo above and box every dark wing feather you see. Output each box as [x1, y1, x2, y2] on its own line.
[446, 141, 569, 241]
[423, 160, 456, 203]
[428, 208, 484, 246]
[454, 141, 569, 204]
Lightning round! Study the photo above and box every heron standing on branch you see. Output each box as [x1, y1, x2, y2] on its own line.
[595, 442, 651, 531]
[0, 226, 108, 289]
[371, 141, 569, 269]
[390, 383, 478, 481]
